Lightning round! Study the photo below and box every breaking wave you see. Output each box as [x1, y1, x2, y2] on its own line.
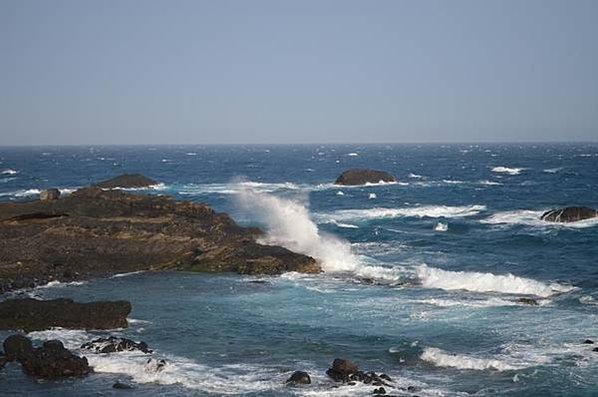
[416, 264, 574, 297]
[420, 347, 526, 371]
[482, 210, 598, 229]
[317, 205, 486, 223]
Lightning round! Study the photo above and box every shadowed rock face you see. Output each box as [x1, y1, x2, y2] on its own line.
[93, 173, 158, 189]
[0, 298, 131, 332]
[540, 206, 598, 223]
[334, 169, 396, 185]
[0, 180, 319, 292]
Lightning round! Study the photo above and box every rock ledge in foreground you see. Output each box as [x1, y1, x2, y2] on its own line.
[0, 298, 131, 332]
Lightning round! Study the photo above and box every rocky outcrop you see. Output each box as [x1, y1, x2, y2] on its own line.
[3, 335, 90, 378]
[518, 298, 539, 306]
[81, 336, 152, 354]
[0, 178, 319, 293]
[94, 173, 158, 189]
[0, 298, 131, 332]
[326, 358, 392, 386]
[286, 370, 311, 385]
[40, 189, 61, 201]
[540, 207, 598, 223]
[334, 169, 396, 185]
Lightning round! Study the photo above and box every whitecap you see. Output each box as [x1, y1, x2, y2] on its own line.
[543, 167, 562, 174]
[1, 169, 18, 175]
[408, 173, 423, 179]
[491, 166, 525, 175]
[434, 222, 448, 232]
[368, 193, 377, 200]
[415, 264, 574, 297]
[347, 152, 359, 156]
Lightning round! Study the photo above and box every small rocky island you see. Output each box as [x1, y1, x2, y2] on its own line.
[335, 169, 397, 185]
[540, 206, 598, 223]
[0, 174, 320, 293]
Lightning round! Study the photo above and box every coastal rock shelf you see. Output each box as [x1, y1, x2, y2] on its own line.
[0, 175, 320, 293]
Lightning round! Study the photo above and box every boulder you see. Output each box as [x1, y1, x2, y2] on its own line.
[540, 207, 598, 223]
[0, 355, 6, 370]
[373, 387, 386, 395]
[94, 174, 158, 189]
[583, 339, 594, 344]
[3, 334, 33, 361]
[335, 169, 396, 186]
[3, 336, 90, 378]
[326, 358, 359, 382]
[0, 298, 131, 332]
[81, 336, 152, 354]
[40, 189, 61, 201]
[286, 370, 311, 385]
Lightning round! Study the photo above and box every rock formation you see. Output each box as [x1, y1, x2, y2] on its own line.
[334, 169, 396, 185]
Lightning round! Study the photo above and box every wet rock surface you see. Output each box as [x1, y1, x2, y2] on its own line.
[93, 174, 158, 189]
[0, 298, 131, 332]
[0, 174, 319, 293]
[81, 336, 152, 354]
[540, 206, 598, 223]
[286, 370, 311, 385]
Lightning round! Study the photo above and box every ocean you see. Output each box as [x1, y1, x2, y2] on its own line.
[1, 143, 597, 396]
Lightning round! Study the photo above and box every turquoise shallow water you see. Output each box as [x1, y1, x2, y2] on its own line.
[1, 144, 597, 396]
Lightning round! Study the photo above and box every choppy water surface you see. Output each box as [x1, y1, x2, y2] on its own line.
[1, 144, 597, 396]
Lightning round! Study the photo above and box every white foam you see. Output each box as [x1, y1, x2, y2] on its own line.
[543, 167, 562, 174]
[421, 347, 524, 371]
[442, 179, 465, 184]
[368, 193, 377, 200]
[408, 173, 423, 179]
[416, 297, 519, 308]
[491, 166, 525, 175]
[416, 264, 574, 297]
[336, 191, 344, 196]
[483, 210, 598, 229]
[434, 222, 448, 232]
[1, 169, 18, 175]
[0, 188, 41, 198]
[318, 205, 486, 223]
[112, 270, 146, 278]
[35, 280, 87, 289]
[479, 180, 502, 186]
[347, 152, 359, 156]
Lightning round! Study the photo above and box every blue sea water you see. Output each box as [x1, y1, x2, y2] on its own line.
[1, 143, 597, 396]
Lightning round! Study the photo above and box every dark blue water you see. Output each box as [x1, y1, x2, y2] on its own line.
[1, 144, 597, 396]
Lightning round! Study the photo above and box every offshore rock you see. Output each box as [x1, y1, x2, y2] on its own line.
[40, 189, 61, 201]
[0, 298, 131, 332]
[335, 169, 396, 186]
[0, 178, 320, 293]
[94, 173, 158, 189]
[81, 336, 152, 354]
[540, 207, 598, 223]
[286, 370, 312, 385]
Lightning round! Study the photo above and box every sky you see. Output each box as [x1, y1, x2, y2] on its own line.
[1, 0, 597, 145]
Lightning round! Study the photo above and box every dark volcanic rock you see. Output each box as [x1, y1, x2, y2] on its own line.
[0, 180, 320, 293]
[94, 173, 158, 189]
[0, 355, 6, 370]
[40, 189, 61, 201]
[81, 336, 152, 354]
[3, 334, 33, 361]
[334, 169, 396, 186]
[540, 207, 598, 223]
[3, 336, 90, 378]
[21, 339, 90, 378]
[0, 298, 131, 332]
[286, 370, 311, 385]
[583, 339, 595, 344]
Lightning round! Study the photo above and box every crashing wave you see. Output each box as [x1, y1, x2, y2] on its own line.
[317, 205, 486, 223]
[420, 347, 525, 371]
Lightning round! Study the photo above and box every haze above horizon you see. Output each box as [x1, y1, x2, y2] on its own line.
[1, 0, 597, 145]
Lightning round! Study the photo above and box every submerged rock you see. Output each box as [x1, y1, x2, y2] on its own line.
[583, 339, 595, 344]
[286, 370, 311, 385]
[81, 336, 152, 354]
[40, 188, 61, 201]
[518, 298, 539, 306]
[3, 335, 90, 378]
[540, 207, 598, 223]
[145, 358, 167, 372]
[373, 386, 386, 394]
[113, 381, 135, 389]
[0, 298, 131, 332]
[94, 174, 158, 189]
[334, 169, 397, 186]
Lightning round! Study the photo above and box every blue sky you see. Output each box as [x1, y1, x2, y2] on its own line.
[1, 0, 597, 145]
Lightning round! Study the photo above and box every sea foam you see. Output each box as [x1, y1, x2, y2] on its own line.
[421, 347, 525, 371]
[416, 264, 573, 297]
[491, 166, 525, 175]
[317, 205, 486, 223]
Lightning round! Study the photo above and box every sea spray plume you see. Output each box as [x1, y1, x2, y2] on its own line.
[236, 188, 359, 272]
